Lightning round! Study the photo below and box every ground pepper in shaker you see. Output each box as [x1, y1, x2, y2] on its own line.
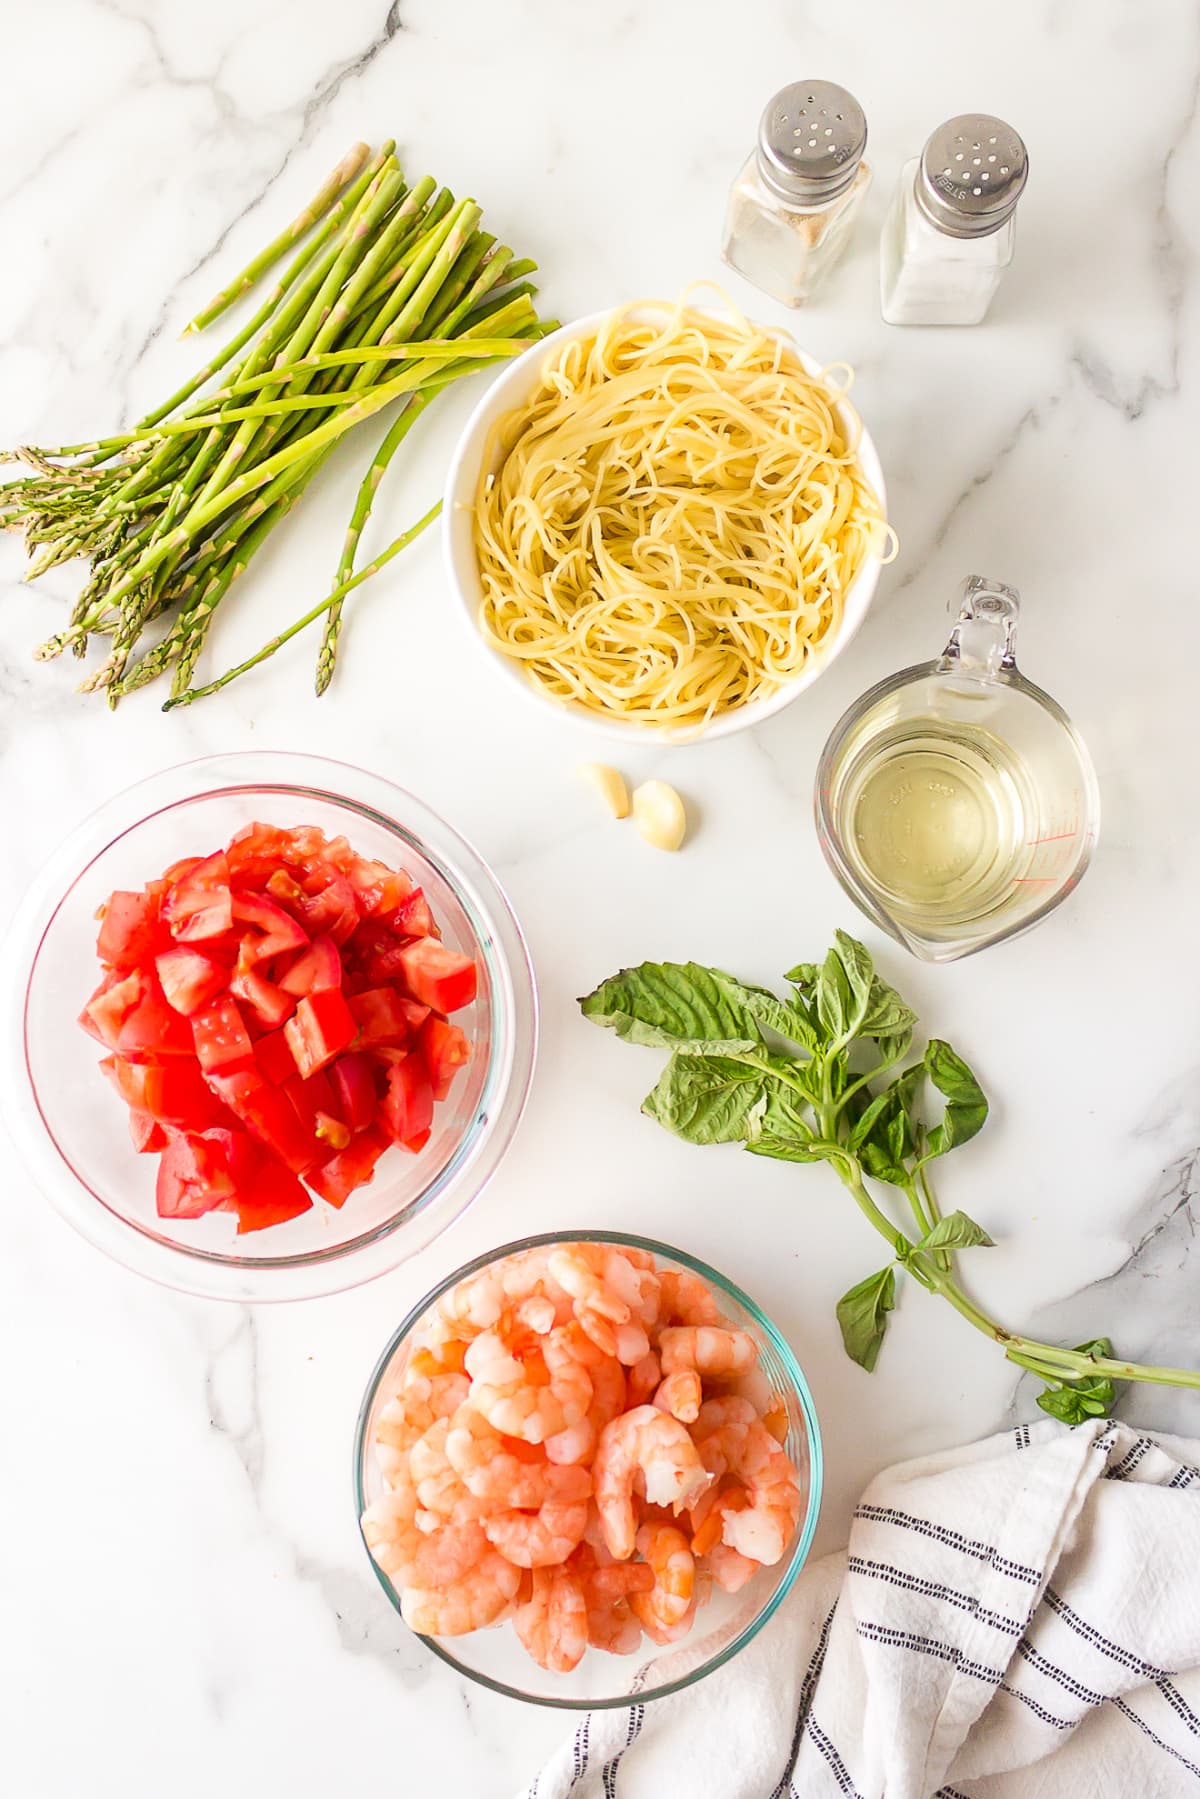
[880, 115, 1029, 325]
[721, 81, 870, 306]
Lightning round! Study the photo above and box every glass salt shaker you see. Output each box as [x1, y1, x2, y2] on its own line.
[722, 81, 870, 307]
[880, 115, 1028, 326]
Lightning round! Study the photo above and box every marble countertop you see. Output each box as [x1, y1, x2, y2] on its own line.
[3, 2, 1199, 1793]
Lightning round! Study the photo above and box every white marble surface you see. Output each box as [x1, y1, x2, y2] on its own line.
[3, 2, 1199, 1793]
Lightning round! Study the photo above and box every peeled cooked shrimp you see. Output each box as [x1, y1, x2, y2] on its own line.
[569, 1544, 645, 1657]
[631, 1522, 695, 1643]
[401, 1550, 522, 1636]
[514, 1565, 588, 1672]
[428, 1261, 510, 1341]
[545, 1349, 625, 1467]
[445, 1404, 592, 1507]
[549, 1247, 631, 1323]
[659, 1326, 758, 1380]
[362, 1471, 489, 1591]
[653, 1369, 702, 1423]
[484, 1498, 590, 1568]
[703, 1542, 760, 1593]
[375, 1372, 469, 1485]
[657, 1269, 725, 1327]
[464, 1317, 592, 1444]
[575, 1305, 651, 1365]
[626, 1350, 662, 1405]
[408, 1418, 490, 1523]
[697, 1411, 801, 1566]
[593, 1405, 712, 1560]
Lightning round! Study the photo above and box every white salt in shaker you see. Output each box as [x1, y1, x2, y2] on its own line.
[880, 115, 1028, 325]
[722, 81, 870, 307]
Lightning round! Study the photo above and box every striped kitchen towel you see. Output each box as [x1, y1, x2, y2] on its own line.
[520, 1419, 1200, 1798]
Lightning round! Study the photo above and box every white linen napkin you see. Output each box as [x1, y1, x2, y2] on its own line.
[520, 1420, 1200, 1799]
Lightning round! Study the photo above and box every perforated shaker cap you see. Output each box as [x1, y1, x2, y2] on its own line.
[916, 115, 1028, 238]
[756, 81, 868, 206]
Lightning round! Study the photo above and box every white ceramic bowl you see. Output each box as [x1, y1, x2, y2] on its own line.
[443, 306, 888, 744]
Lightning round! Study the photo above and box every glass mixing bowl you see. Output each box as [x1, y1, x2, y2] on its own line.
[1, 753, 537, 1301]
[354, 1230, 823, 1707]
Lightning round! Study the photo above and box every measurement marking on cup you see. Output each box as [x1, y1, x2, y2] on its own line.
[1026, 830, 1077, 844]
[1012, 876, 1059, 885]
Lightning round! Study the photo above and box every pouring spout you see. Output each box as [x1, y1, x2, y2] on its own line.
[941, 575, 1021, 679]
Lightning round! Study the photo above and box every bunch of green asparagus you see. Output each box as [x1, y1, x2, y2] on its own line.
[0, 141, 550, 706]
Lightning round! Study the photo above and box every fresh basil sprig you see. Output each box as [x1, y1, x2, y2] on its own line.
[581, 931, 1200, 1418]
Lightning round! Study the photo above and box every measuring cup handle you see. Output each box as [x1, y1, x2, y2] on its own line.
[941, 575, 1021, 678]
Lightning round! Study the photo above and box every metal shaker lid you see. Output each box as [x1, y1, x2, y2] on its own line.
[755, 81, 868, 206]
[916, 115, 1028, 238]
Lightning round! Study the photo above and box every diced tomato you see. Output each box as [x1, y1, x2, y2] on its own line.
[344, 856, 413, 917]
[156, 1132, 233, 1219]
[97, 890, 165, 970]
[284, 988, 358, 1079]
[329, 1053, 377, 1133]
[381, 1054, 434, 1148]
[315, 1112, 350, 1150]
[128, 1108, 168, 1154]
[232, 893, 309, 962]
[254, 1026, 298, 1085]
[102, 1055, 228, 1129]
[82, 970, 144, 1048]
[191, 995, 255, 1075]
[393, 888, 437, 939]
[163, 851, 233, 943]
[206, 1067, 319, 1174]
[282, 1068, 338, 1137]
[347, 987, 411, 1048]
[229, 965, 295, 1029]
[155, 946, 227, 1017]
[266, 869, 306, 908]
[230, 1153, 313, 1234]
[294, 876, 360, 945]
[227, 822, 293, 886]
[306, 1125, 391, 1207]
[116, 978, 197, 1057]
[419, 1017, 472, 1100]
[278, 936, 342, 997]
[162, 856, 204, 887]
[396, 939, 477, 1014]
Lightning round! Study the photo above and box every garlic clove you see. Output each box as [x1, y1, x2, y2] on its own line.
[632, 779, 687, 852]
[579, 762, 630, 820]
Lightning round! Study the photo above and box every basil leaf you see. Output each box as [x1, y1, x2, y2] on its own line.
[746, 1135, 838, 1165]
[920, 1210, 994, 1251]
[816, 948, 853, 1042]
[924, 1040, 989, 1157]
[834, 930, 875, 1014]
[836, 1265, 896, 1372]
[861, 975, 918, 1041]
[1036, 1340, 1116, 1424]
[580, 962, 761, 1055]
[784, 962, 819, 994]
[709, 971, 818, 1051]
[642, 1054, 772, 1144]
[848, 1064, 922, 1187]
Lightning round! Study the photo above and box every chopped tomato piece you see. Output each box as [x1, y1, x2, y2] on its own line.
[229, 965, 295, 1029]
[128, 1108, 168, 1154]
[344, 856, 413, 917]
[284, 988, 358, 1079]
[231, 1153, 313, 1234]
[381, 1054, 434, 1148]
[278, 936, 342, 997]
[419, 1017, 472, 1100]
[102, 1056, 228, 1129]
[163, 851, 233, 943]
[347, 987, 411, 1048]
[191, 995, 255, 1075]
[87, 968, 195, 1058]
[82, 970, 145, 1049]
[329, 1053, 377, 1133]
[227, 823, 294, 886]
[282, 1068, 339, 1138]
[161, 855, 204, 887]
[306, 1126, 390, 1207]
[232, 892, 309, 962]
[393, 889, 437, 939]
[156, 947, 228, 1017]
[265, 869, 306, 907]
[206, 1067, 318, 1174]
[156, 1132, 234, 1219]
[396, 939, 477, 1014]
[97, 890, 165, 970]
[254, 1026, 298, 1086]
[295, 876, 360, 944]
[316, 1112, 350, 1150]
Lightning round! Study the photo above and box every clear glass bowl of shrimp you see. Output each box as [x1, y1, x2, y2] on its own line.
[353, 1230, 823, 1707]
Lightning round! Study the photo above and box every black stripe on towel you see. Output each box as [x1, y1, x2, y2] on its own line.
[1104, 1437, 1154, 1480]
[1168, 1465, 1199, 1489]
[996, 1682, 1074, 1730]
[1113, 1698, 1200, 1781]
[1016, 1636, 1106, 1707]
[567, 1715, 590, 1789]
[769, 1601, 837, 1799]
[600, 1703, 644, 1798]
[856, 1619, 1003, 1686]
[1157, 1681, 1200, 1739]
[1041, 1588, 1180, 1683]
[853, 1505, 1040, 1584]
[847, 1555, 1025, 1637]
[804, 1714, 866, 1798]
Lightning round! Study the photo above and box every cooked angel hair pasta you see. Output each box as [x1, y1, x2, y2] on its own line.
[472, 297, 895, 733]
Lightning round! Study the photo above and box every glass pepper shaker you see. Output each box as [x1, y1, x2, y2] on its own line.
[721, 81, 870, 307]
[880, 115, 1029, 325]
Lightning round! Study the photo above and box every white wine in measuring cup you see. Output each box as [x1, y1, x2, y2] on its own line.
[816, 578, 1100, 962]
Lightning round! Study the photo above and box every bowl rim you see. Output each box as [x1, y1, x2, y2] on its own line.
[442, 301, 887, 745]
[353, 1226, 824, 1708]
[0, 751, 539, 1303]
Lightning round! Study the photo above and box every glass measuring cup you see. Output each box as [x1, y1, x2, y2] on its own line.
[815, 577, 1100, 962]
